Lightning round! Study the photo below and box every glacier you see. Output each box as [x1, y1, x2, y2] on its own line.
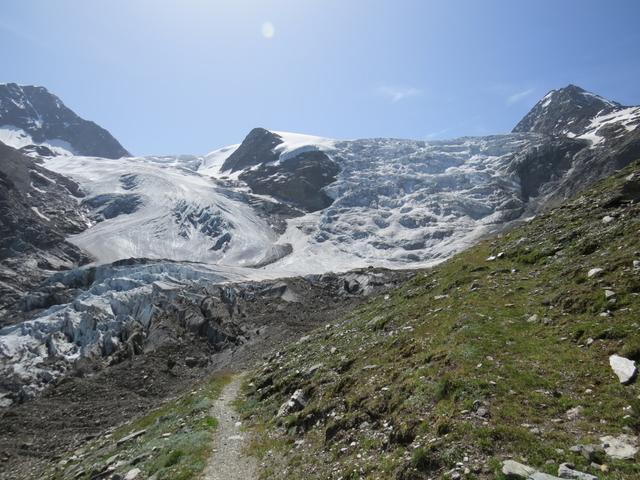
[41, 131, 545, 275]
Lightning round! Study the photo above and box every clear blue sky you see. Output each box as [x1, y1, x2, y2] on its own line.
[2, 0, 639, 155]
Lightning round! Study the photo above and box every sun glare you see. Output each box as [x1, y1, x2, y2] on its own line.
[261, 21, 275, 39]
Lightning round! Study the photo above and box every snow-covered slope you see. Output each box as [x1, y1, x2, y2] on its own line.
[39, 131, 546, 274]
[43, 155, 280, 266]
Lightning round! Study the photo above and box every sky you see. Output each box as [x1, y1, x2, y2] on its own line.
[1, 0, 639, 155]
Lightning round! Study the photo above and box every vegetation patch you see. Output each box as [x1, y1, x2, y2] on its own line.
[240, 163, 640, 479]
[48, 374, 232, 480]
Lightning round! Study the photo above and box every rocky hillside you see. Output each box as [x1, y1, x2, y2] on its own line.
[0, 266, 410, 479]
[0, 83, 129, 158]
[0, 141, 91, 314]
[240, 161, 640, 479]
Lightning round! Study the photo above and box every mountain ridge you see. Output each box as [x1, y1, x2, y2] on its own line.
[0, 83, 130, 159]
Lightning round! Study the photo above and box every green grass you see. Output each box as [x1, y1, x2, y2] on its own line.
[240, 162, 640, 479]
[48, 373, 232, 480]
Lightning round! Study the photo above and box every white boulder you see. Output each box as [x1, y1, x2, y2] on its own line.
[587, 268, 604, 278]
[600, 434, 638, 460]
[609, 355, 637, 384]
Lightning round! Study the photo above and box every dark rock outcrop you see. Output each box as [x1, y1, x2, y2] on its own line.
[239, 150, 340, 211]
[221, 127, 340, 211]
[0, 141, 91, 316]
[221, 128, 282, 172]
[511, 84, 640, 207]
[0, 83, 129, 158]
[512, 84, 620, 136]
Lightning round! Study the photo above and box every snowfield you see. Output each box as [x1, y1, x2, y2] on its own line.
[44, 155, 280, 266]
[42, 131, 543, 275]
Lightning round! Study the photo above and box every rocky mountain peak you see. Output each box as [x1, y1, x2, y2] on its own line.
[220, 127, 283, 172]
[0, 83, 129, 159]
[512, 84, 622, 136]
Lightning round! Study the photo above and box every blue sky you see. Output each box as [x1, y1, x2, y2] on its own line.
[2, 0, 639, 155]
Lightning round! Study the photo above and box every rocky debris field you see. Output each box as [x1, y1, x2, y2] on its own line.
[0, 266, 409, 479]
[239, 162, 640, 479]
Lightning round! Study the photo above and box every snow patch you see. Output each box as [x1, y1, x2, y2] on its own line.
[0, 125, 75, 156]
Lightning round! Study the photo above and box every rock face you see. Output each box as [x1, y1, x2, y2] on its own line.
[0, 141, 90, 314]
[239, 150, 340, 211]
[511, 85, 640, 207]
[0, 83, 129, 158]
[221, 127, 282, 172]
[513, 84, 620, 137]
[609, 355, 637, 384]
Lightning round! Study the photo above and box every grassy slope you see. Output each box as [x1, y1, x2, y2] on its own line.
[47, 374, 232, 480]
[241, 162, 640, 479]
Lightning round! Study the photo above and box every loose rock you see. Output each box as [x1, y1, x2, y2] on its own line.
[587, 268, 604, 278]
[609, 355, 637, 384]
[557, 463, 597, 480]
[600, 434, 638, 460]
[277, 389, 308, 417]
[124, 468, 141, 480]
[502, 460, 536, 478]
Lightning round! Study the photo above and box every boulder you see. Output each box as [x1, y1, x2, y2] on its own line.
[557, 463, 597, 480]
[587, 268, 604, 278]
[277, 389, 309, 417]
[600, 434, 638, 460]
[502, 460, 536, 478]
[609, 355, 637, 384]
[124, 468, 141, 480]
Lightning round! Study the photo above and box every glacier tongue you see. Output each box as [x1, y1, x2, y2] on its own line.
[43, 155, 281, 267]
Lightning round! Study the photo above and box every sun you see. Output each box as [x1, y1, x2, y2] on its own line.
[261, 21, 275, 39]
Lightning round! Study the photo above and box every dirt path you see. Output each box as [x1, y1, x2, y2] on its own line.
[203, 374, 258, 480]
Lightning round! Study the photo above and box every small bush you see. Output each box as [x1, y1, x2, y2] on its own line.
[411, 446, 440, 472]
[164, 449, 185, 467]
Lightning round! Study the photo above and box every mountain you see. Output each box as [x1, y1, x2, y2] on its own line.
[512, 85, 640, 207]
[0, 83, 129, 158]
[512, 84, 622, 136]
